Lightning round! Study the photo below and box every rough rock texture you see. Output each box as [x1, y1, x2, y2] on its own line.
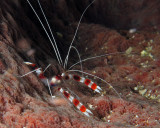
[0, 0, 160, 128]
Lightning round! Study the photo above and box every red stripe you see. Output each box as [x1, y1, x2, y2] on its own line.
[56, 75, 62, 80]
[73, 75, 80, 82]
[63, 91, 70, 99]
[80, 105, 86, 112]
[64, 75, 69, 80]
[91, 83, 97, 90]
[84, 79, 91, 86]
[31, 64, 36, 67]
[73, 99, 80, 106]
[39, 73, 45, 79]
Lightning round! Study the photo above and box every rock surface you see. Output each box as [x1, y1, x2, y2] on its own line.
[0, 0, 160, 127]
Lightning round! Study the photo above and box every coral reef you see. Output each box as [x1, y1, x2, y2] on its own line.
[0, 0, 160, 127]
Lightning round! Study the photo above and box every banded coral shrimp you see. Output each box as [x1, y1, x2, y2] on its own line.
[19, 0, 124, 114]
[0, 0, 160, 127]
[16, 0, 148, 126]
[18, 0, 137, 121]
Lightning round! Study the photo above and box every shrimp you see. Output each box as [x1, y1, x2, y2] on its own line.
[23, 0, 123, 117]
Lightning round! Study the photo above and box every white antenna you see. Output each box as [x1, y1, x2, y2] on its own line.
[37, 0, 63, 66]
[64, 0, 96, 69]
[69, 52, 126, 70]
[26, 0, 62, 66]
[71, 46, 83, 76]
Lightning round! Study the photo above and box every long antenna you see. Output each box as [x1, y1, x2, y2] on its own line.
[68, 52, 127, 70]
[26, 0, 62, 66]
[37, 0, 63, 66]
[64, 0, 96, 69]
[71, 46, 83, 76]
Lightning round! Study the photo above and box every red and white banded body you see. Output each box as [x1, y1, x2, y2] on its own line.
[61, 73, 102, 93]
[24, 0, 116, 118]
[24, 62, 101, 117]
[58, 87, 93, 117]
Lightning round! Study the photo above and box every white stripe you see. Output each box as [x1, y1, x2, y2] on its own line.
[69, 96, 74, 102]
[95, 89, 100, 93]
[88, 81, 93, 88]
[59, 88, 63, 93]
[97, 86, 102, 90]
[80, 77, 85, 83]
[86, 109, 93, 114]
[68, 74, 73, 79]
[24, 62, 33, 65]
[36, 69, 42, 75]
[61, 73, 65, 77]
[51, 77, 57, 83]
[83, 112, 90, 117]
[77, 102, 83, 109]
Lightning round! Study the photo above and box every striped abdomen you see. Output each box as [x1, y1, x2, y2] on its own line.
[61, 73, 102, 93]
[58, 87, 92, 117]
